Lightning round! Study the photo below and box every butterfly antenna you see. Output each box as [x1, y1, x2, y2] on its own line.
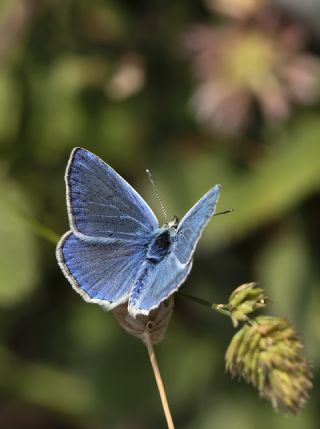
[146, 169, 168, 221]
[214, 209, 234, 216]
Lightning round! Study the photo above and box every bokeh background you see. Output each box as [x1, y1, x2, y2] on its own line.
[0, 0, 320, 428]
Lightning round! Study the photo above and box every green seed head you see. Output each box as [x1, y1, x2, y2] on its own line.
[228, 282, 267, 327]
[225, 316, 313, 413]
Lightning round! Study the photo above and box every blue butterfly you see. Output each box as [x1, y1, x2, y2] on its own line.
[56, 148, 220, 317]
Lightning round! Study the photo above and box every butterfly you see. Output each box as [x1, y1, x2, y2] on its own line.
[56, 148, 221, 317]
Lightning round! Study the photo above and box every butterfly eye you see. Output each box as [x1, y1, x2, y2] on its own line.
[166, 216, 179, 229]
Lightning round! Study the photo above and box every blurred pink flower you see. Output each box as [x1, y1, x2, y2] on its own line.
[205, 0, 267, 20]
[185, 18, 320, 134]
[105, 54, 145, 100]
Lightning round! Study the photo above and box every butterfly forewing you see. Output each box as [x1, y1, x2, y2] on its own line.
[66, 148, 158, 240]
[173, 185, 220, 265]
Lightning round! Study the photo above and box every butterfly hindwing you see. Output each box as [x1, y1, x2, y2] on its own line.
[128, 253, 192, 316]
[57, 231, 148, 308]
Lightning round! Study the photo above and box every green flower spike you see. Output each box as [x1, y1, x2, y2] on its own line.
[228, 282, 267, 327]
[225, 316, 313, 413]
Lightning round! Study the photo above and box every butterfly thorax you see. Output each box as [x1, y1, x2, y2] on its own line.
[146, 217, 179, 263]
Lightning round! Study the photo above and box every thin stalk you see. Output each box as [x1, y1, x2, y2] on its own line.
[143, 331, 175, 429]
[18, 213, 60, 244]
[178, 291, 231, 317]
[0, 191, 59, 244]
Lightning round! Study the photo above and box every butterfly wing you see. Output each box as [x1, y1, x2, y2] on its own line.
[128, 254, 192, 316]
[66, 147, 158, 241]
[57, 231, 148, 309]
[128, 185, 221, 315]
[57, 147, 158, 308]
[173, 184, 221, 265]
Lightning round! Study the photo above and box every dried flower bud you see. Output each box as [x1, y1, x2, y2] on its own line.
[225, 316, 313, 413]
[228, 282, 267, 327]
[113, 298, 174, 345]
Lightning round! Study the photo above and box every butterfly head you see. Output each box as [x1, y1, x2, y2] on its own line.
[164, 215, 179, 230]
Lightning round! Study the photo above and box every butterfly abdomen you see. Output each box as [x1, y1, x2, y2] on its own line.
[128, 229, 175, 314]
[128, 262, 151, 310]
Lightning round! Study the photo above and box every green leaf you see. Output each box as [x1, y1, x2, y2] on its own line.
[0, 179, 39, 306]
[158, 115, 320, 248]
[256, 227, 310, 321]
[211, 116, 320, 245]
[0, 344, 97, 416]
[0, 69, 21, 142]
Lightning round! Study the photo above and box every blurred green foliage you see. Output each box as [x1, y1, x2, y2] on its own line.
[0, 1, 319, 428]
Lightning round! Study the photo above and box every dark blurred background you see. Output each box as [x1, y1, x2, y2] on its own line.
[0, 0, 320, 428]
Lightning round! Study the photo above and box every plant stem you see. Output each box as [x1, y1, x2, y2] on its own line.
[0, 191, 60, 244]
[178, 291, 231, 317]
[143, 331, 175, 429]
